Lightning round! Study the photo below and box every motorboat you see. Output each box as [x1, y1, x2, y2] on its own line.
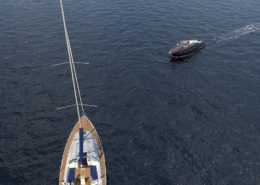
[169, 40, 206, 58]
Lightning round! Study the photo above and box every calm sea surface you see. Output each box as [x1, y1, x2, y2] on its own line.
[1, 0, 260, 184]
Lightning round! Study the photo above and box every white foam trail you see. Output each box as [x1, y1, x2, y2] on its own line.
[217, 23, 260, 42]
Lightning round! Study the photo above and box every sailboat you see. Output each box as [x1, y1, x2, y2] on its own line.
[58, 0, 106, 184]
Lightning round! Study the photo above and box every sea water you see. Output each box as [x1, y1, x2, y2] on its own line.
[0, 0, 260, 184]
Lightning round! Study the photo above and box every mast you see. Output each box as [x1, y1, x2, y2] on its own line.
[79, 127, 84, 165]
[59, 0, 85, 166]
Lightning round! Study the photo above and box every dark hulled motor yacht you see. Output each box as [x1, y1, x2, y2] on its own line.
[169, 40, 206, 59]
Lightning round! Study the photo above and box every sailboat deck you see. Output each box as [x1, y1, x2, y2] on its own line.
[59, 116, 106, 185]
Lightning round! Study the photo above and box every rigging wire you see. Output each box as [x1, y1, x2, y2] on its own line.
[51, 62, 89, 67]
[59, 0, 84, 126]
[56, 104, 98, 111]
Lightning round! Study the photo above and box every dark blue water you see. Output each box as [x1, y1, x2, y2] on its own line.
[1, 0, 260, 184]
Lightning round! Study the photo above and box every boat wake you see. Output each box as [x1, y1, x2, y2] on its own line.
[216, 23, 260, 42]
